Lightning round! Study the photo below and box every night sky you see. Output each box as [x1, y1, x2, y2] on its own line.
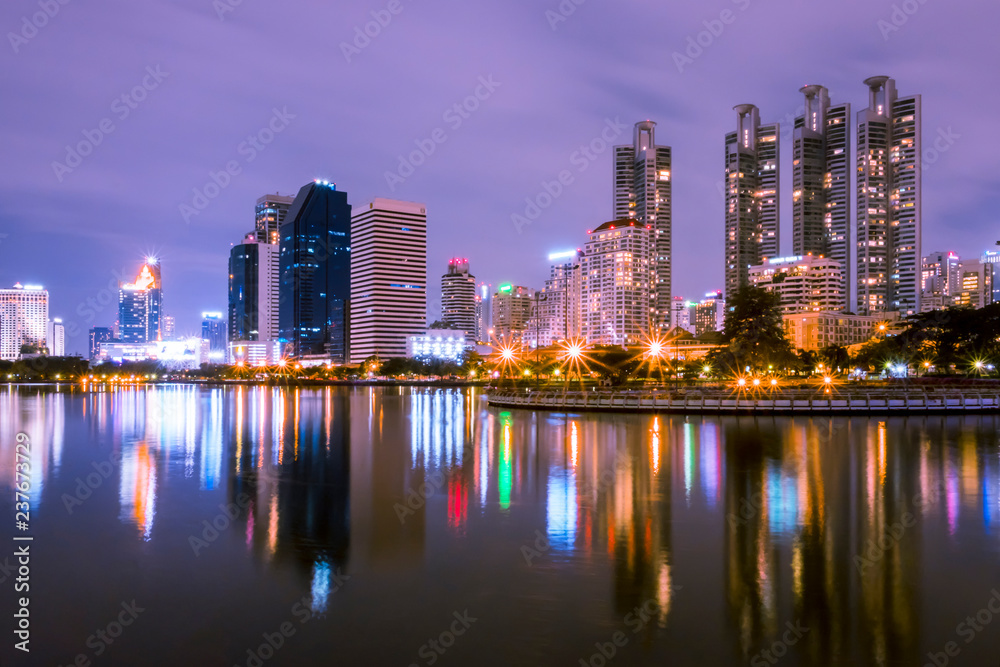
[2, 0, 997, 354]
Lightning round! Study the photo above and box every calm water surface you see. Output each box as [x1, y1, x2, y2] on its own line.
[1, 385, 999, 666]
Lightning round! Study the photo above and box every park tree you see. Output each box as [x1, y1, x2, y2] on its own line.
[707, 285, 793, 374]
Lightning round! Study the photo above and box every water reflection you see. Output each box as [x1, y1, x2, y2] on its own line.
[2, 386, 999, 665]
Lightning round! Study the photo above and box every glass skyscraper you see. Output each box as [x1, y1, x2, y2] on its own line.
[279, 180, 352, 361]
[118, 259, 162, 344]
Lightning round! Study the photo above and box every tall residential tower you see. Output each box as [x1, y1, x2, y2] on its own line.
[441, 258, 476, 340]
[613, 121, 671, 331]
[792, 85, 851, 305]
[856, 76, 921, 315]
[725, 105, 779, 298]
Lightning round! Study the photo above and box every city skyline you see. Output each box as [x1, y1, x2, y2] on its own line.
[2, 1, 997, 355]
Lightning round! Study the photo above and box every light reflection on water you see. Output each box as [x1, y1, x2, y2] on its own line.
[0, 384, 999, 665]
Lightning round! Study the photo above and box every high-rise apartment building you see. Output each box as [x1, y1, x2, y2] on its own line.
[582, 220, 652, 346]
[981, 250, 1000, 304]
[253, 194, 295, 245]
[118, 259, 162, 344]
[163, 315, 176, 340]
[229, 235, 279, 342]
[669, 296, 696, 334]
[89, 326, 113, 361]
[725, 105, 780, 298]
[921, 251, 961, 299]
[613, 121, 671, 331]
[792, 85, 851, 304]
[350, 198, 427, 363]
[536, 250, 583, 347]
[0, 283, 48, 360]
[441, 258, 476, 340]
[749, 254, 846, 314]
[46, 318, 65, 356]
[491, 284, 535, 345]
[856, 76, 921, 316]
[694, 291, 726, 336]
[279, 180, 352, 361]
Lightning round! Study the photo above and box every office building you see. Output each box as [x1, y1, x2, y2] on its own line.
[749, 255, 845, 314]
[921, 251, 961, 301]
[349, 198, 427, 363]
[582, 220, 652, 346]
[669, 296, 696, 334]
[536, 250, 583, 347]
[792, 85, 851, 303]
[981, 250, 1000, 304]
[0, 283, 49, 360]
[118, 259, 162, 344]
[228, 340, 283, 366]
[201, 312, 227, 361]
[89, 327, 114, 361]
[441, 258, 476, 340]
[98, 338, 206, 370]
[46, 318, 65, 356]
[253, 194, 295, 245]
[162, 315, 176, 340]
[475, 282, 493, 343]
[694, 291, 726, 336]
[952, 259, 992, 309]
[279, 180, 352, 361]
[229, 236, 279, 343]
[725, 105, 780, 297]
[491, 284, 535, 345]
[856, 76, 921, 316]
[614, 121, 672, 331]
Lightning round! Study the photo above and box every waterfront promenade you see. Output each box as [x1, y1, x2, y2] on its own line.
[486, 383, 1000, 414]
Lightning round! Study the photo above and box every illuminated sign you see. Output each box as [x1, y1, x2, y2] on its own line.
[547, 250, 577, 262]
[499, 284, 512, 293]
[768, 256, 804, 265]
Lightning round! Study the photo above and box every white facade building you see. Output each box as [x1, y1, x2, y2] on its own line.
[582, 220, 652, 346]
[407, 329, 466, 361]
[749, 254, 846, 314]
[0, 284, 49, 361]
[350, 198, 427, 363]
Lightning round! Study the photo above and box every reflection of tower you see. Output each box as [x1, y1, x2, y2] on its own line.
[603, 416, 675, 633]
[854, 420, 921, 666]
[230, 387, 351, 613]
[723, 417, 780, 656]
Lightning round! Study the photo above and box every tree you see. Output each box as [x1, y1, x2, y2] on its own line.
[708, 285, 793, 374]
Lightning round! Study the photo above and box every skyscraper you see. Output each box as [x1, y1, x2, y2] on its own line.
[725, 105, 779, 298]
[792, 85, 851, 304]
[46, 318, 65, 356]
[349, 198, 427, 363]
[920, 250, 961, 304]
[118, 259, 162, 343]
[441, 258, 476, 340]
[279, 180, 352, 361]
[201, 312, 227, 360]
[163, 315, 176, 340]
[856, 76, 921, 316]
[537, 250, 583, 346]
[491, 284, 535, 345]
[614, 121, 671, 331]
[475, 282, 492, 343]
[253, 194, 295, 245]
[582, 220, 652, 346]
[229, 235, 279, 342]
[89, 326, 113, 361]
[0, 283, 48, 360]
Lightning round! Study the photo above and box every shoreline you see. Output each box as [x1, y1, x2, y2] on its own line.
[485, 385, 1000, 415]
